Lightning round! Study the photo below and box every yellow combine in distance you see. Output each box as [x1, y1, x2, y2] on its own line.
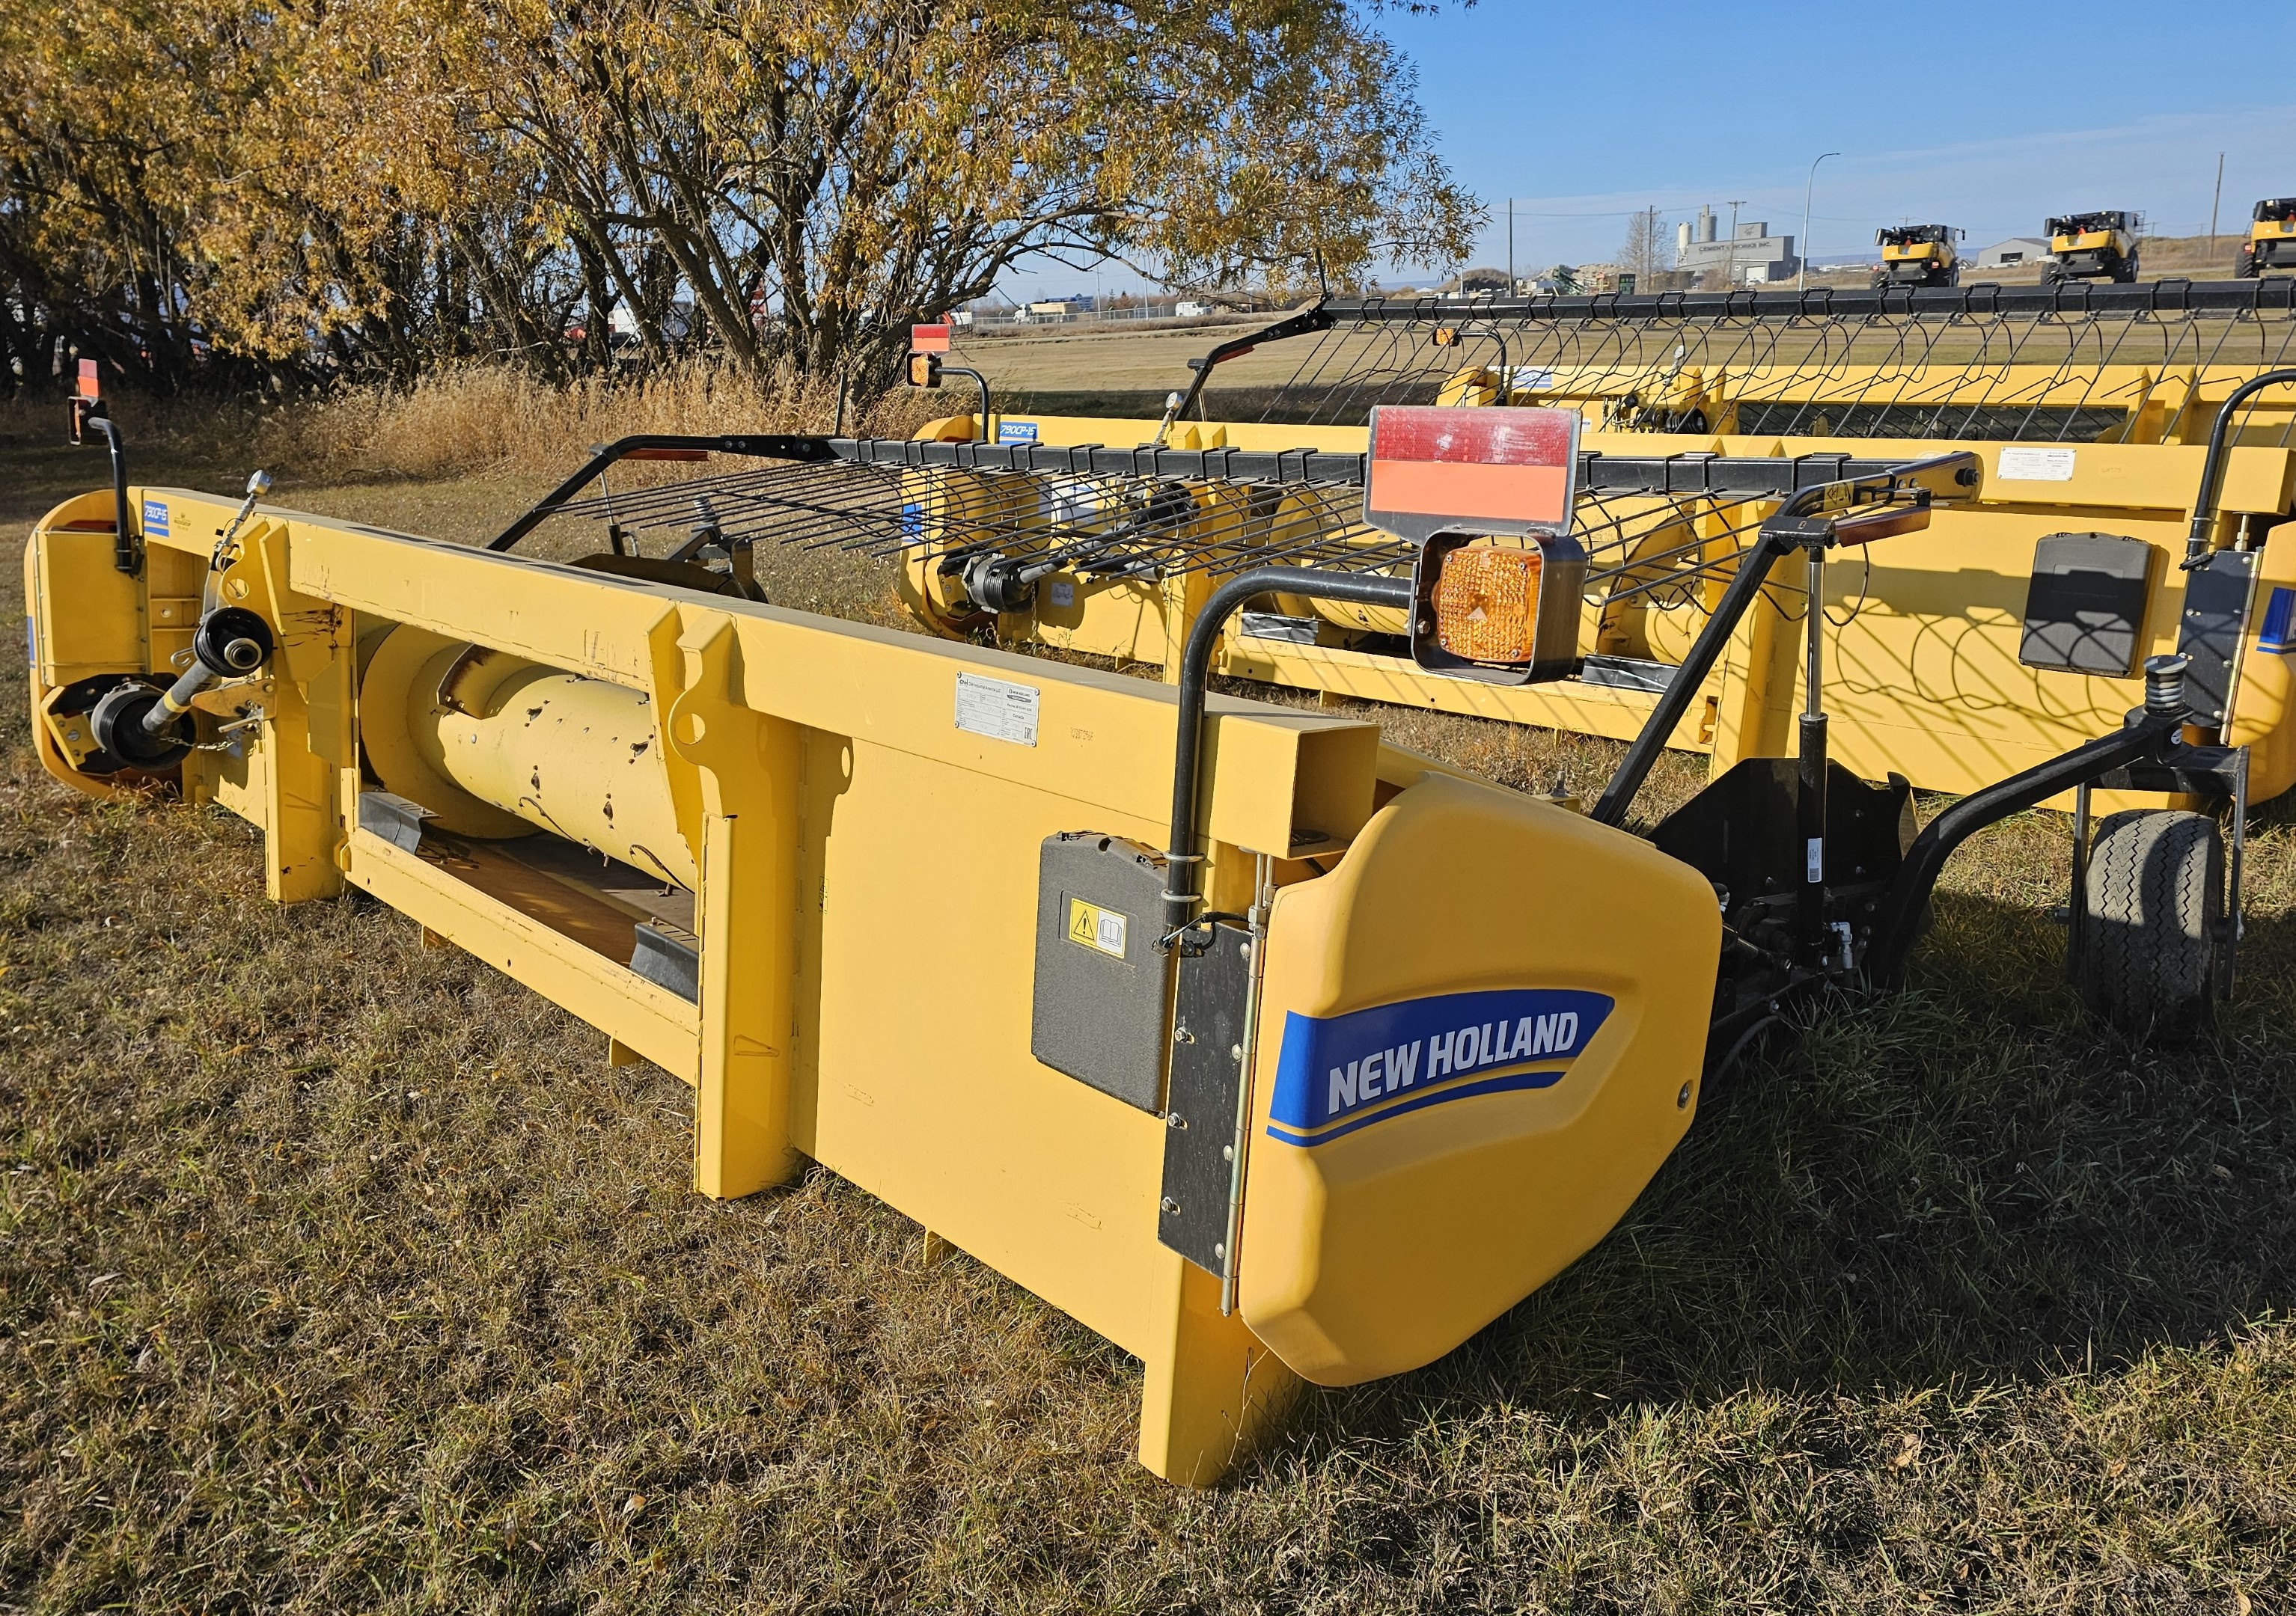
[2238, 198, 2296, 279]
[2044, 209, 2143, 283]
[1873, 224, 1963, 288]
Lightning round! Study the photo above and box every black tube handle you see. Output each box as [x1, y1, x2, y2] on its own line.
[2183, 367, 2296, 568]
[1863, 711, 2180, 987]
[84, 413, 135, 575]
[1161, 566, 1414, 941]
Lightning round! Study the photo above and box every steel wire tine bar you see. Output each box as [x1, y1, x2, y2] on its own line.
[1585, 515, 1763, 591]
[1584, 515, 1758, 588]
[551, 460, 832, 526]
[1109, 483, 1357, 574]
[564, 465, 900, 540]
[694, 477, 929, 549]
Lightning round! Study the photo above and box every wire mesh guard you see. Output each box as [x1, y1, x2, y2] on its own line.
[538, 438, 1838, 622]
[1205, 287, 2296, 443]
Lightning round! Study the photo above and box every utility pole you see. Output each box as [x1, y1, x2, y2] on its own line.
[1724, 200, 1745, 287]
[1799, 153, 1839, 290]
[1507, 198, 1515, 294]
[2209, 152, 2226, 251]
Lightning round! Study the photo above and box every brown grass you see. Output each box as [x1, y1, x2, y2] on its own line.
[3, 397, 2295, 1612]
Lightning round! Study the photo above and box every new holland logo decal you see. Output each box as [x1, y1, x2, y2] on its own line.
[1265, 987, 1614, 1147]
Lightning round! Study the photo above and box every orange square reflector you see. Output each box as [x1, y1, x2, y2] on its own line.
[906, 352, 941, 388]
[1432, 545, 1543, 663]
[911, 322, 953, 354]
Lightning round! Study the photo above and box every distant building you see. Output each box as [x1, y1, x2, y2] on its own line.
[1676, 206, 1799, 283]
[1976, 237, 2053, 269]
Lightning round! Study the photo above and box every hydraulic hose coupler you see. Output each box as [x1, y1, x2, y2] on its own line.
[2143, 653, 2191, 722]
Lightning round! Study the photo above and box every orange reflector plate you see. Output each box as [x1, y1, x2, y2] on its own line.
[912, 322, 953, 354]
[1365, 405, 1579, 543]
[76, 358, 99, 400]
[1432, 545, 1543, 663]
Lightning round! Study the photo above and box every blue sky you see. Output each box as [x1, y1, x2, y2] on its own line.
[1404, 0, 2296, 275]
[1002, 0, 2296, 297]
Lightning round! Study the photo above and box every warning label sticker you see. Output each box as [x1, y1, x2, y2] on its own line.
[1997, 446, 2077, 482]
[954, 671, 1039, 746]
[1067, 896, 1127, 959]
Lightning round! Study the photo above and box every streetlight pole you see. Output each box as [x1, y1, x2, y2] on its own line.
[1799, 151, 1839, 290]
[1723, 200, 1744, 287]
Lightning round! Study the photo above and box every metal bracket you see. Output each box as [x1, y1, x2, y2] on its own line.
[1158, 922, 1254, 1276]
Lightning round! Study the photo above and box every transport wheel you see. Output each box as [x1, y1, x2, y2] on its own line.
[2075, 809, 2222, 1039]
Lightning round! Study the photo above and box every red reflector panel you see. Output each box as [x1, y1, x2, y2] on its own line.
[1365, 405, 1579, 542]
[76, 358, 100, 400]
[620, 447, 709, 462]
[912, 322, 953, 354]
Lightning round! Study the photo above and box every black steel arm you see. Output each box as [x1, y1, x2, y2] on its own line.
[1589, 529, 1795, 827]
[486, 434, 840, 551]
[83, 412, 135, 575]
[1170, 301, 1335, 423]
[1590, 453, 1976, 829]
[1162, 566, 1414, 940]
[1863, 708, 2183, 988]
[2182, 367, 2296, 566]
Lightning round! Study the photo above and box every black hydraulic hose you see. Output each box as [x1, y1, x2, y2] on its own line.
[1862, 658, 2193, 988]
[1161, 566, 1414, 941]
[85, 413, 134, 574]
[2183, 367, 2296, 567]
[1589, 530, 1795, 827]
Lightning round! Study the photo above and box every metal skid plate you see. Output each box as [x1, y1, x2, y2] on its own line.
[1158, 921, 1254, 1273]
[1031, 833, 1172, 1112]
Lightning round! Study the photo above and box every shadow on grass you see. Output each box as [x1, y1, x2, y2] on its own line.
[1288, 886, 2296, 1466]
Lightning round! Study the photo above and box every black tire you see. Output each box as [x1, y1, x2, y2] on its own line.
[2076, 809, 2222, 1039]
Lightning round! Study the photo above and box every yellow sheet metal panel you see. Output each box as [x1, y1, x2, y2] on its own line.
[1239, 773, 1720, 1384]
[30, 518, 140, 687]
[792, 732, 1180, 1358]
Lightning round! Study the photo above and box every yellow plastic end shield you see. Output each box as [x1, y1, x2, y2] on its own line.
[1239, 773, 1721, 1386]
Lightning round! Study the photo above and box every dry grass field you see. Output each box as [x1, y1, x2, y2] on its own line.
[3, 381, 2295, 1612]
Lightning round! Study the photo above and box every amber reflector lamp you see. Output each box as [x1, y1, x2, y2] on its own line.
[1432, 545, 1543, 663]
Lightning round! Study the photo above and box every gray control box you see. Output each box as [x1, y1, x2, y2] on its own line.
[1032, 833, 1173, 1112]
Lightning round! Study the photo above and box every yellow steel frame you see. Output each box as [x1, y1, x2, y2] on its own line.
[26, 485, 1424, 1483]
